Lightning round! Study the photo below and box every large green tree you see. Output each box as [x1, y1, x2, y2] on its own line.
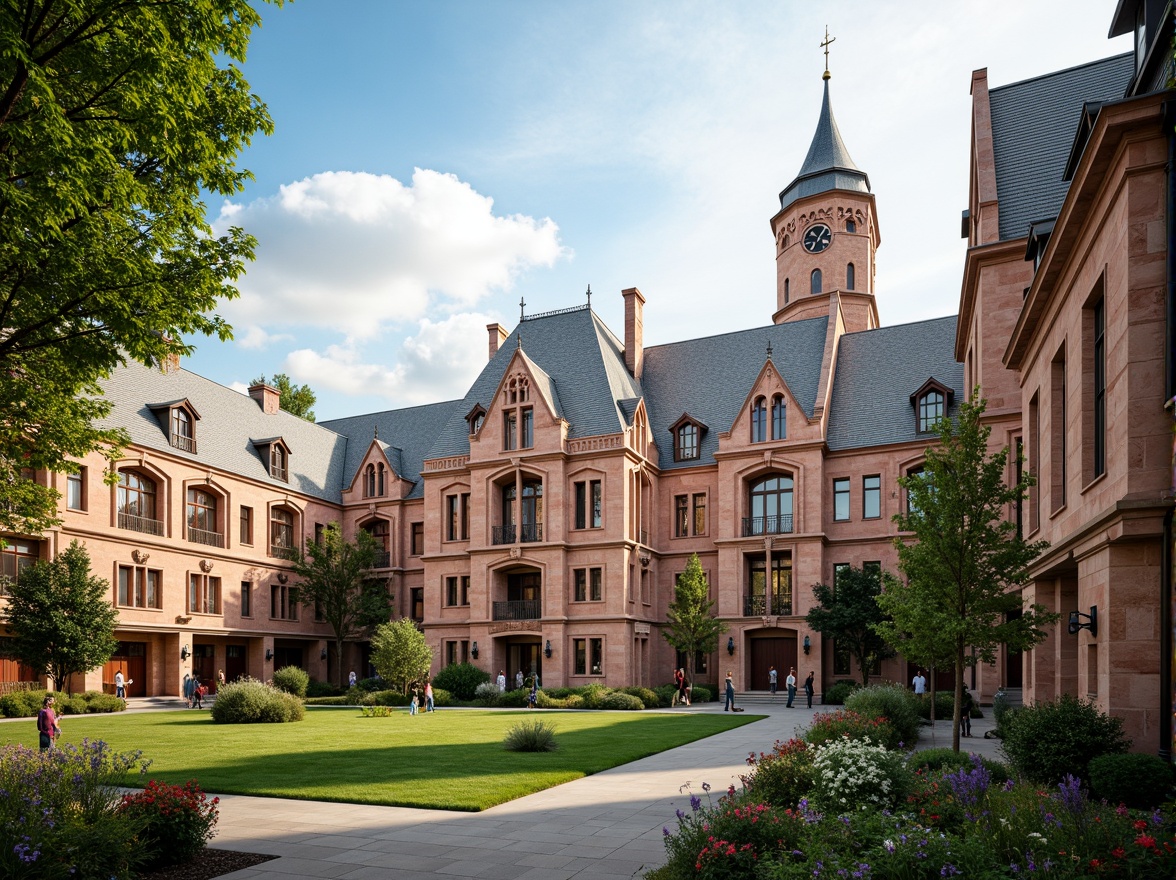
[3, 540, 119, 693]
[290, 523, 390, 688]
[806, 565, 895, 686]
[661, 553, 726, 684]
[874, 394, 1055, 752]
[370, 618, 433, 696]
[0, 0, 277, 537]
[251, 373, 317, 422]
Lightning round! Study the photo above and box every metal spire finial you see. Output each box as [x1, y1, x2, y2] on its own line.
[374, 425, 379, 440]
[766, 340, 773, 361]
[820, 26, 835, 80]
[586, 284, 592, 306]
[519, 297, 526, 322]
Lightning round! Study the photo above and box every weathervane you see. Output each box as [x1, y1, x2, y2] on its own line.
[821, 26, 835, 80]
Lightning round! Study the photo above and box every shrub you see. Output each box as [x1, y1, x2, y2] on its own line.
[690, 684, 712, 703]
[118, 779, 219, 869]
[430, 686, 453, 707]
[210, 677, 305, 723]
[360, 689, 411, 707]
[1089, 753, 1175, 809]
[992, 688, 1017, 734]
[579, 683, 611, 708]
[803, 709, 897, 749]
[305, 695, 350, 706]
[75, 691, 126, 713]
[653, 684, 678, 706]
[845, 683, 921, 748]
[503, 719, 558, 752]
[432, 663, 490, 700]
[598, 691, 644, 710]
[360, 705, 394, 717]
[355, 675, 386, 692]
[914, 691, 957, 721]
[0, 689, 126, 718]
[473, 681, 501, 705]
[536, 690, 571, 709]
[621, 686, 662, 708]
[999, 693, 1129, 784]
[0, 688, 47, 717]
[821, 679, 859, 705]
[908, 747, 1011, 785]
[810, 736, 911, 812]
[305, 679, 343, 698]
[271, 665, 309, 698]
[741, 738, 814, 809]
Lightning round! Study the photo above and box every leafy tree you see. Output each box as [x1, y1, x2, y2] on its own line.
[874, 394, 1055, 752]
[661, 553, 726, 684]
[370, 618, 433, 695]
[0, 0, 278, 537]
[3, 541, 119, 693]
[251, 373, 317, 422]
[806, 565, 895, 686]
[290, 523, 390, 688]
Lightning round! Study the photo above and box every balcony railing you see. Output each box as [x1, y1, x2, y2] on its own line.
[371, 550, 391, 569]
[492, 523, 543, 545]
[520, 523, 543, 543]
[743, 594, 793, 617]
[118, 511, 164, 536]
[170, 433, 196, 454]
[742, 514, 794, 537]
[492, 525, 515, 545]
[187, 526, 224, 548]
[492, 599, 541, 621]
[270, 544, 300, 561]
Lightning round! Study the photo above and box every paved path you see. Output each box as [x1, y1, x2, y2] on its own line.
[204, 702, 1001, 880]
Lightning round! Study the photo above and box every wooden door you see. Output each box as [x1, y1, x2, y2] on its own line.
[749, 637, 795, 690]
[224, 645, 247, 684]
[192, 644, 215, 689]
[104, 642, 147, 697]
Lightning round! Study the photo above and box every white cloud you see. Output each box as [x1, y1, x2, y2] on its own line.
[214, 169, 566, 340]
[282, 313, 495, 407]
[235, 324, 293, 350]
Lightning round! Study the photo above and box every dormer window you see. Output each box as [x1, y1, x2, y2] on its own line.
[147, 399, 200, 454]
[252, 438, 291, 482]
[466, 404, 486, 435]
[910, 379, 954, 434]
[669, 415, 706, 462]
[1025, 218, 1056, 272]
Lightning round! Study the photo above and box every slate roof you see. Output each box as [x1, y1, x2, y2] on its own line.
[426, 306, 643, 460]
[641, 316, 830, 471]
[825, 315, 964, 451]
[989, 52, 1133, 242]
[319, 400, 466, 500]
[97, 360, 350, 502]
[779, 78, 871, 211]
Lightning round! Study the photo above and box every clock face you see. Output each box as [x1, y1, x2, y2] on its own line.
[803, 223, 832, 253]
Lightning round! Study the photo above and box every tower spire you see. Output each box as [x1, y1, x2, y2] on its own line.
[820, 26, 835, 81]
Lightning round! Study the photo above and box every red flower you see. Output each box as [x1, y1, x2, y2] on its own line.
[1111, 847, 1125, 858]
[1134, 820, 1148, 831]
[1135, 835, 1157, 849]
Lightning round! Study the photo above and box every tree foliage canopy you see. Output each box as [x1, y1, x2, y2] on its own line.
[0, 0, 277, 535]
[289, 522, 390, 687]
[251, 373, 317, 422]
[873, 394, 1055, 750]
[4, 540, 119, 692]
[661, 553, 726, 681]
[370, 618, 433, 695]
[806, 565, 895, 686]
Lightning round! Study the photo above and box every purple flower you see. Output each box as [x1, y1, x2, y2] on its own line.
[662, 826, 670, 837]
[1056, 774, 1084, 816]
[690, 794, 701, 812]
[1003, 778, 1015, 792]
[940, 866, 960, 877]
[675, 808, 684, 820]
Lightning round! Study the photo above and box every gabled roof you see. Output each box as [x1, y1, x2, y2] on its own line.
[779, 78, 871, 212]
[97, 361, 349, 501]
[988, 52, 1133, 242]
[642, 316, 829, 470]
[513, 349, 564, 421]
[319, 400, 466, 500]
[826, 315, 964, 451]
[426, 306, 643, 460]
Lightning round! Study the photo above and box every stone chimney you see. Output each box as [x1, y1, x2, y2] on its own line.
[622, 287, 645, 380]
[487, 322, 508, 360]
[248, 382, 281, 415]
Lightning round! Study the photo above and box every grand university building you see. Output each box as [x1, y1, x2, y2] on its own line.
[3, 2, 1173, 755]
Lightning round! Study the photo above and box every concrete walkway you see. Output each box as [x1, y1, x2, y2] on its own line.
[204, 703, 1002, 880]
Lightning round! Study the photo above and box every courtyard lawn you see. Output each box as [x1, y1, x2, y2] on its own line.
[0, 708, 760, 811]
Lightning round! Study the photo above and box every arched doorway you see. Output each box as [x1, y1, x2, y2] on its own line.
[748, 631, 797, 690]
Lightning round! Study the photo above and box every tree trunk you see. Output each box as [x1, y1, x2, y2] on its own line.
[953, 638, 965, 753]
[334, 639, 345, 689]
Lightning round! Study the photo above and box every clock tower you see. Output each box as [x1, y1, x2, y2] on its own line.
[770, 66, 880, 332]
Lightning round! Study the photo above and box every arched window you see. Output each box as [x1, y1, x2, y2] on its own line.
[186, 488, 220, 546]
[784, 278, 790, 303]
[377, 463, 386, 496]
[771, 395, 786, 440]
[521, 479, 543, 541]
[676, 423, 699, 461]
[746, 474, 794, 535]
[811, 269, 822, 295]
[846, 218, 856, 233]
[117, 471, 161, 534]
[846, 262, 855, 291]
[782, 234, 790, 250]
[750, 397, 767, 443]
[918, 391, 945, 432]
[365, 464, 376, 497]
[270, 507, 295, 556]
[363, 519, 390, 567]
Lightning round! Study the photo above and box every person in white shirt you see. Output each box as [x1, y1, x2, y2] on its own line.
[785, 668, 797, 707]
[768, 666, 778, 695]
[912, 671, 927, 695]
[496, 670, 506, 692]
[114, 670, 125, 699]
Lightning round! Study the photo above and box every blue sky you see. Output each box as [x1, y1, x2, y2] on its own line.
[187, 1, 1131, 421]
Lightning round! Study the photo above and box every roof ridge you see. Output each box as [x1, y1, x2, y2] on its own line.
[988, 50, 1132, 95]
[841, 313, 958, 337]
[643, 315, 829, 354]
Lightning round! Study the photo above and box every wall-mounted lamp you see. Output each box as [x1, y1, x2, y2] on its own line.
[180, 644, 190, 661]
[727, 636, 735, 656]
[321, 647, 328, 661]
[471, 641, 479, 659]
[803, 635, 811, 655]
[544, 640, 553, 659]
[265, 648, 274, 661]
[1067, 606, 1097, 637]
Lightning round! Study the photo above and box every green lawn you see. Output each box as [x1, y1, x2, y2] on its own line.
[0, 708, 760, 811]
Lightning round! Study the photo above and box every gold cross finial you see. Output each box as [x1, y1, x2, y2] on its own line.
[820, 26, 835, 80]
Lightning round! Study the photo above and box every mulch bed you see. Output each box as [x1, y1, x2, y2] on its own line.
[136, 850, 277, 880]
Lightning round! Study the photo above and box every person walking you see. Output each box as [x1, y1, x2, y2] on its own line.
[496, 670, 506, 692]
[424, 681, 435, 713]
[768, 665, 778, 695]
[804, 671, 815, 708]
[192, 674, 204, 709]
[527, 677, 538, 710]
[349, 670, 357, 688]
[785, 668, 797, 708]
[723, 671, 735, 711]
[912, 669, 927, 695]
[515, 670, 524, 690]
[409, 687, 419, 715]
[961, 686, 974, 737]
[37, 696, 61, 751]
[114, 669, 126, 699]
[217, 669, 226, 690]
[671, 668, 683, 707]
[182, 673, 194, 708]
